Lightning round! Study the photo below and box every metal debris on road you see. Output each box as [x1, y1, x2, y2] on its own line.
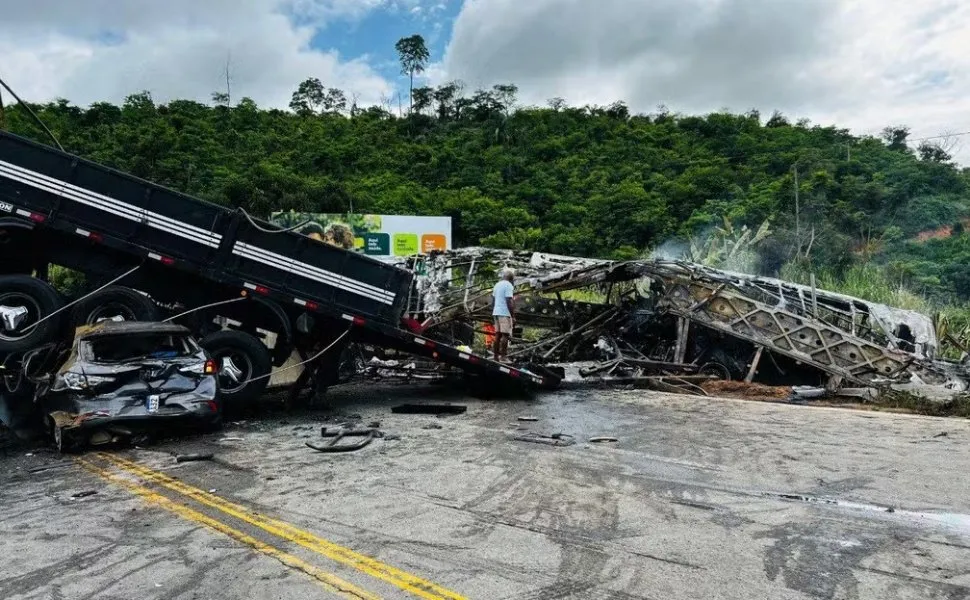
[588, 437, 619, 443]
[175, 453, 214, 463]
[391, 403, 467, 415]
[512, 432, 576, 447]
[306, 426, 381, 453]
[70, 490, 97, 499]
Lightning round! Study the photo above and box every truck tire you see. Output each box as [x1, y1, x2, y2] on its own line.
[70, 286, 159, 327]
[0, 275, 63, 353]
[200, 330, 272, 412]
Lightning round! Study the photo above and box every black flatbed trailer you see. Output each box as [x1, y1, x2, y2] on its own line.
[0, 130, 553, 411]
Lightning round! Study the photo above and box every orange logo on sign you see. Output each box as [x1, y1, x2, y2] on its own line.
[422, 234, 446, 252]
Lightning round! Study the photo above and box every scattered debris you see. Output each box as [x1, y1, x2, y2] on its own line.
[791, 386, 827, 400]
[391, 404, 467, 415]
[517, 416, 539, 422]
[70, 490, 97, 499]
[933, 432, 949, 438]
[512, 432, 576, 447]
[588, 437, 619, 443]
[421, 423, 443, 430]
[399, 248, 970, 399]
[306, 426, 381, 453]
[219, 437, 244, 442]
[175, 453, 214, 463]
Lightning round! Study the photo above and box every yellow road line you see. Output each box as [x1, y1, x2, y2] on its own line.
[76, 458, 380, 600]
[96, 452, 467, 600]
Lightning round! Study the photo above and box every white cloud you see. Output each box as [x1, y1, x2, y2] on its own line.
[0, 0, 394, 109]
[442, 0, 970, 163]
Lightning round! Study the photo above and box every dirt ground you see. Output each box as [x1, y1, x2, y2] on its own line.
[2, 384, 970, 600]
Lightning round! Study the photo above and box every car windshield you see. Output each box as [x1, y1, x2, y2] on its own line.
[83, 333, 199, 363]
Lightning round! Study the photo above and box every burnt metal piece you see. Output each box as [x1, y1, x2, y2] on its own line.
[402, 248, 970, 393]
[512, 432, 576, 447]
[391, 403, 467, 415]
[307, 427, 379, 453]
[175, 453, 214, 463]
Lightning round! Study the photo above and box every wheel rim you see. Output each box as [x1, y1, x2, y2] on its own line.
[216, 350, 253, 394]
[87, 301, 139, 324]
[700, 362, 732, 381]
[0, 293, 43, 342]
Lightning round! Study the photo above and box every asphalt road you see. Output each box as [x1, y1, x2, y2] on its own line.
[2, 385, 969, 600]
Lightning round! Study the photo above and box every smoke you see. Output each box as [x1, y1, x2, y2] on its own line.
[648, 220, 773, 276]
[649, 238, 690, 261]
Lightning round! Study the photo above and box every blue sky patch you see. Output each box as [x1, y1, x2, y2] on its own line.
[310, 1, 462, 85]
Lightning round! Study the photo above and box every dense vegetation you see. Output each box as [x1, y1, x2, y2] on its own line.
[3, 59, 970, 314]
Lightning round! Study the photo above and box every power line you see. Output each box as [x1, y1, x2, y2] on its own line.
[908, 131, 970, 143]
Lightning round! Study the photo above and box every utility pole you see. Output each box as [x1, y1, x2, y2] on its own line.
[0, 85, 5, 130]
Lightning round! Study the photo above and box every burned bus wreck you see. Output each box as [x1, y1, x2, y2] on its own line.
[395, 248, 970, 395]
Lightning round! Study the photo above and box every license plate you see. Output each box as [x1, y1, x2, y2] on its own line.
[147, 395, 160, 413]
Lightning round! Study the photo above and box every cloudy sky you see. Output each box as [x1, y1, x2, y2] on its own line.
[2, 0, 969, 161]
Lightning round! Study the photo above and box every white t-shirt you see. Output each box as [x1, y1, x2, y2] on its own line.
[492, 280, 514, 317]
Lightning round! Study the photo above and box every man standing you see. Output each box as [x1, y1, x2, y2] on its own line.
[492, 268, 515, 362]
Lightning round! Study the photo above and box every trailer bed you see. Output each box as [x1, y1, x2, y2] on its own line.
[0, 130, 555, 389]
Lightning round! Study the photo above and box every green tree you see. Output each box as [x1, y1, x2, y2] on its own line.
[9, 79, 970, 304]
[289, 78, 325, 115]
[395, 34, 430, 113]
[411, 86, 434, 115]
[882, 125, 911, 152]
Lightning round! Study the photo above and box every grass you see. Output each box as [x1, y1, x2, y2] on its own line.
[779, 261, 931, 312]
[868, 390, 970, 419]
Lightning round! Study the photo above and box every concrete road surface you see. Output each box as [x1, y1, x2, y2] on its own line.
[2, 385, 969, 600]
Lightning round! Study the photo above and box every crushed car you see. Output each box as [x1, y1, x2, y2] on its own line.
[26, 322, 221, 452]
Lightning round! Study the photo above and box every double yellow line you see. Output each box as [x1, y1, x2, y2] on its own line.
[78, 453, 466, 600]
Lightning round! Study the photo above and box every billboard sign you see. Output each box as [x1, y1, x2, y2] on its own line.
[269, 212, 452, 260]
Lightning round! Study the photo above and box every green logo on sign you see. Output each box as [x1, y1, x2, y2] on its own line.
[393, 233, 419, 256]
[363, 233, 390, 255]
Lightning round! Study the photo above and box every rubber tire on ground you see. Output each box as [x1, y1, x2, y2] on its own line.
[708, 348, 750, 380]
[70, 285, 159, 328]
[0, 275, 63, 353]
[200, 330, 272, 413]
